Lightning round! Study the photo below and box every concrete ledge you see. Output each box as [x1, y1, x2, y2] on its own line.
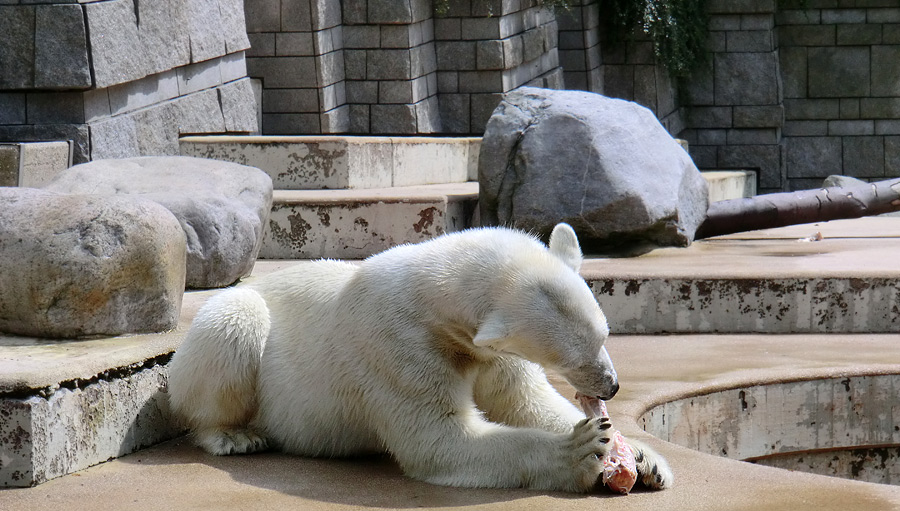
[261, 182, 478, 259]
[702, 170, 757, 201]
[179, 135, 481, 189]
[584, 217, 900, 334]
[0, 141, 71, 187]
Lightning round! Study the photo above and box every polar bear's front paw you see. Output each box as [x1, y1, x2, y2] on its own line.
[629, 439, 674, 490]
[568, 417, 614, 491]
[195, 427, 268, 456]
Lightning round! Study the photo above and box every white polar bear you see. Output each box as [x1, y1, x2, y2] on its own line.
[167, 223, 672, 493]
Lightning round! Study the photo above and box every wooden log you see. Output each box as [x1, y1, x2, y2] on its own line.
[695, 178, 900, 240]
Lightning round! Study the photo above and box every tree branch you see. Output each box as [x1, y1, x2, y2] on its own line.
[695, 177, 900, 240]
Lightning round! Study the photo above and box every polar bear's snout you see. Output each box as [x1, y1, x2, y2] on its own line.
[558, 346, 619, 400]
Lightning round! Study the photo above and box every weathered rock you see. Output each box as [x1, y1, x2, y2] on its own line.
[0, 188, 186, 338]
[44, 156, 273, 288]
[479, 87, 709, 249]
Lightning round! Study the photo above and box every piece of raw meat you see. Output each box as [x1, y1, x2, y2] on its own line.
[575, 393, 638, 494]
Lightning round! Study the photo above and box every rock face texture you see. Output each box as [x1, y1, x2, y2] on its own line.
[44, 156, 273, 289]
[0, 188, 186, 338]
[478, 87, 709, 249]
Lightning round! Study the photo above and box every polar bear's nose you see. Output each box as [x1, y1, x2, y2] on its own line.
[600, 381, 619, 400]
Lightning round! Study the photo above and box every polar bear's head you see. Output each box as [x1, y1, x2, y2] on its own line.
[473, 223, 619, 400]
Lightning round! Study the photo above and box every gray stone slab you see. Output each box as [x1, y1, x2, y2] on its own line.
[26, 92, 85, 124]
[370, 103, 417, 133]
[715, 52, 779, 106]
[717, 143, 782, 188]
[247, 33, 275, 57]
[176, 88, 227, 134]
[219, 0, 251, 53]
[733, 105, 783, 128]
[245, 0, 281, 32]
[785, 98, 840, 120]
[137, 0, 191, 76]
[247, 57, 319, 88]
[778, 24, 835, 46]
[786, 136, 842, 178]
[85, 0, 146, 88]
[860, 98, 900, 119]
[367, 49, 414, 80]
[33, 4, 91, 89]
[219, 78, 259, 133]
[0, 93, 27, 124]
[836, 24, 882, 45]
[0, 6, 36, 89]
[842, 136, 884, 178]
[871, 45, 900, 96]
[887, 136, 900, 176]
[187, 0, 226, 63]
[0, 146, 20, 187]
[726, 30, 774, 52]
[808, 46, 870, 97]
[828, 120, 874, 136]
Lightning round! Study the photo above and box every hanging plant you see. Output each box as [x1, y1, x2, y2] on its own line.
[601, 0, 708, 77]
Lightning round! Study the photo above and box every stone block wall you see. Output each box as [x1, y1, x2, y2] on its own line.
[245, 0, 350, 134]
[678, 0, 784, 193]
[243, 0, 564, 136]
[433, 0, 563, 134]
[0, 0, 258, 163]
[343, 0, 441, 134]
[556, 0, 602, 93]
[777, 0, 900, 190]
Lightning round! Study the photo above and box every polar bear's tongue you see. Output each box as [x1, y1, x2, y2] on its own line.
[575, 392, 608, 418]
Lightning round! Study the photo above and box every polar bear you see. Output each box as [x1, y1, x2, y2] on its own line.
[167, 223, 672, 493]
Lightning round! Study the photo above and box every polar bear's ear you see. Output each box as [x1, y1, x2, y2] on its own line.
[473, 311, 509, 348]
[548, 223, 583, 272]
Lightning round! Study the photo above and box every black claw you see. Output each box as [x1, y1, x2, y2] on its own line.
[635, 451, 645, 463]
[599, 417, 610, 423]
[600, 437, 610, 444]
[651, 465, 658, 475]
[656, 474, 663, 485]
[599, 423, 612, 430]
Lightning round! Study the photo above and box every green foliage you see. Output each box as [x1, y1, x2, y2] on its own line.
[601, 0, 708, 78]
[432, 0, 708, 78]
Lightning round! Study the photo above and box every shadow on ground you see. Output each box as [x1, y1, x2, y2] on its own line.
[117, 437, 628, 509]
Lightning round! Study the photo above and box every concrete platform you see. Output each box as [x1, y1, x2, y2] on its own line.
[586, 217, 900, 334]
[2, 333, 899, 511]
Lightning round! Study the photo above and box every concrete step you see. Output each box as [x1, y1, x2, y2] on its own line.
[702, 170, 756, 202]
[585, 217, 900, 334]
[0, 141, 72, 187]
[260, 182, 479, 259]
[179, 135, 479, 190]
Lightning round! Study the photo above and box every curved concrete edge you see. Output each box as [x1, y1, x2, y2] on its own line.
[2, 334, 900, 509]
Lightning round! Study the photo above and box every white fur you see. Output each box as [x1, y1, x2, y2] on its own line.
[167, 223, 672, 492]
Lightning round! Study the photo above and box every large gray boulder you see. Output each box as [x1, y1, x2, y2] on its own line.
[0, 188, 186, 338]
[479, 87, 709, 249]
[45, 156, 273, 288]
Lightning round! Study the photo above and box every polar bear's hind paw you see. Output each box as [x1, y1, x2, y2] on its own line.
[195, 428, 268, 456]
[632, 441, 674, 490]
